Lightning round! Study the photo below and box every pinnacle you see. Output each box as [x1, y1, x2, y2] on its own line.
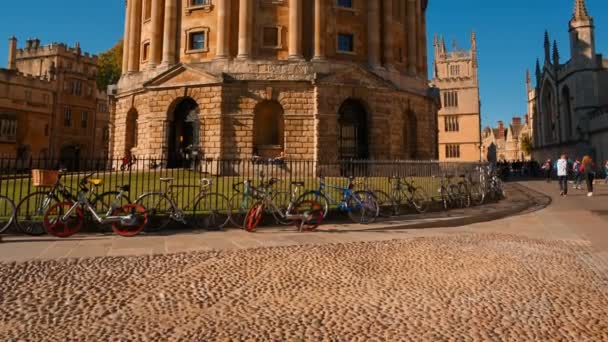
[573, 0, 591, 21]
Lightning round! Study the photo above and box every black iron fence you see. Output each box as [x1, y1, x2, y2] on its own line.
[0, 157, 488, 211]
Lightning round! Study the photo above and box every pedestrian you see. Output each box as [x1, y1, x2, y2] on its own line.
[557, 154, 568, 196]
[604, 160, 608, 184]
[572, 158, 582, 189]
[542, 159, 552, 182]
[580, 155, 596, 197]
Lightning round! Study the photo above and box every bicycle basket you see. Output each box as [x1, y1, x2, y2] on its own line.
[32, 169, 59, 187]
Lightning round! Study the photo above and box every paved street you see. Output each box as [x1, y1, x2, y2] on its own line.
[0, 181, 607, 340]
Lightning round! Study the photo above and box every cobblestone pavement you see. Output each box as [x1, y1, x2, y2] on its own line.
[1, 181, 607, 340]
[1, 233, 607, 341]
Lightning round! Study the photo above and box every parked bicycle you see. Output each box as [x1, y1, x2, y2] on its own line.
[229, 179, 255, 228]
[135, 176, 231, 232]
[244, 178, 324, 232]
[43, 173, 146, 237]
[14, 169, 130, 235]
[384, 176, 431, 215]
[297, 176, 379, 224]
[0, 195, 16, 234]
[435, 175, 466, 210]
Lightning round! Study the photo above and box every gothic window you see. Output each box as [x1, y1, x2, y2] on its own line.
[445, 144, 460, 159]
[442, 91, 458, 108]
[450, 64, 460, 76]
[0, 117, 17, 143]
[444, 116, 459, 132]
[561, 86, 573, 140]
[337, 33, 354, 53]
[64, 107, 72, 127]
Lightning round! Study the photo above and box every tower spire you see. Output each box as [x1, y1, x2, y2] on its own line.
[544, 31, 551, 64]
[573, 0, 591, 21]
[552, 40, 560, 66]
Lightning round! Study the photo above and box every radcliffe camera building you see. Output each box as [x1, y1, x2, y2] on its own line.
[432, 32, 482, 161]
[0, 37, 110, 161]
[112, 0, 439, 164]
[531, 0, 608, 163]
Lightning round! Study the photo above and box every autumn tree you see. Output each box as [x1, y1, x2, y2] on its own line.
[520, 133, 533, 156]
[96, 39, 123, 91]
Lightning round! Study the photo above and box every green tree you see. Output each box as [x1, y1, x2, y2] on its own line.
[96, 39, 123, 91]
[520, 133, 533, 156]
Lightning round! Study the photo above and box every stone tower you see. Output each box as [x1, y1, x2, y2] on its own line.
[432, 32, 482, 161]
[569, 0, 596, 65]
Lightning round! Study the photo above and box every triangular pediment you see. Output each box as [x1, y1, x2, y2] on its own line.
[316, 65, 396, 90]
[144, 64, 223, 88]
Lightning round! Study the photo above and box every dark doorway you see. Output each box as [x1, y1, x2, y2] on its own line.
[60, 145, 81, 171]
[338, 99, 369, 160]
[167, 98, 200, 168]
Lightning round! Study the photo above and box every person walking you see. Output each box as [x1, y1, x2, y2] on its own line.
[572, 158, 582, 189]
[604, 160, 608, 184]
[542, 159, 552, 183]
[580, 155, 596, 197]
[557, 154, 569, 196]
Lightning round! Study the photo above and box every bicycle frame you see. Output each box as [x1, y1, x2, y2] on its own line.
[312, 178, 362, 212]
[61, 188, 134, 225]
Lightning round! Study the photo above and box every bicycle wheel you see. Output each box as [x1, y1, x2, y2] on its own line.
[448, 184, 462, 209]
[92, 191, 131, 233]
[373, 190, 397, 217]
[348, 191, 379, 224]
[43, 201, 83, 238]
[135, 192, 175, 232]
[0, 196, 16, 234]
[459, 183, 472, 208]
[15, 192, 58, 236]
[229, 192, 254, 228]
[292, 200, 324, 231]
[469, 183, 485, 206]
[296, 191, 330, 219]
[271, 191, 292, 225]
[409, 187, 431, 214]
[244, 202, 265, 232]
[193, 193, 231, 230]
[112, 204, 147, 237]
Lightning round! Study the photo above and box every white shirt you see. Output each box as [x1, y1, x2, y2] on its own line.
[557, 159, 568, 176]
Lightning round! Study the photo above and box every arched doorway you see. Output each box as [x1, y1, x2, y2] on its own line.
[253, 100, 284, 158]
[167, 97, 199, 168]
[338, 99, 369, 160]
[60, 144, 81, 171]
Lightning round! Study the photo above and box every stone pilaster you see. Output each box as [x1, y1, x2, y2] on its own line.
[312, 0, 325, 61]
[368, 0, 381, 68]
[149, 0, 163, 67]
[406, 0, 418, 76]
[383, 0, 394, 68]
[127, 0, 142, 73]
[122, 0, 131, 74]
[215, 0, 229, 59]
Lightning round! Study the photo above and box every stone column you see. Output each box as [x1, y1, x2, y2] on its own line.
[149, 0, 163, 68]
[383, 0, 394, 68]
[368, 0, 381, 68]
[237, 0, 252, 59]
[312, 0, 325, 60]
[161, 0, 178, 66]
[416, 0, 424, 75]
[406, 0, 418, 76]
[127, 0, 142, 72]
[122, 0, 132, 74]
[288, 0, 303, 60]
[215, 0, 229, 59]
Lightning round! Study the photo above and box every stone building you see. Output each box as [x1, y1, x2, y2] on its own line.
[432, 32, 481, 161]
[482, 116, 532, 163]
[531, 0, 608, 163]
[111, 0, 439, 165]
[0, 37, 110, 162]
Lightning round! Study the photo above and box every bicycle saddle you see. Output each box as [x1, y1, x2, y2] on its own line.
[160, 178, 174, 183]
[291, 181, 305, 187]
[88, 178, 104, 186]
[118, 185, 130, 192]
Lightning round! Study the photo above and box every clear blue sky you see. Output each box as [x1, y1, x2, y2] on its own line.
[0, 0, 606, 128]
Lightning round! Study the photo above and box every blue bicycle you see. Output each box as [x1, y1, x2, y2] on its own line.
[296, 176, 379, 224]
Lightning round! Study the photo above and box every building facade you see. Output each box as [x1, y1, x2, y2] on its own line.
[482, 116, 532, 163]
[112, 0, 439, 165]
[0, 37, 110, 162]
[531, 0, 608, 163]
[432, 32, 481, 161]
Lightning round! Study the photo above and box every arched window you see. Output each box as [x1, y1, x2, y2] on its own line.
[125, 109, 138, 153]
[541, 85, 557, 143]
[254, 101, 284, 158]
